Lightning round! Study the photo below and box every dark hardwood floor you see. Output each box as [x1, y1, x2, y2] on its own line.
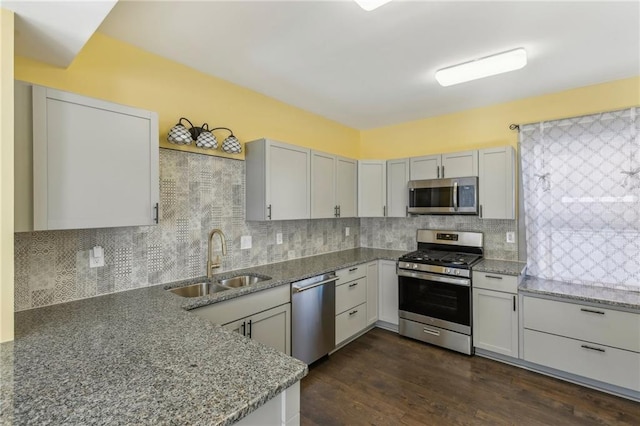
[300, 328, 640, 426]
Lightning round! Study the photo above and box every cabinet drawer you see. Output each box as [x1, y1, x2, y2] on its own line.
[335, 277, 366, 314]
[336, 264, 366, 284]
[472, 271, 519, 293]
[523, 329, 640, 391]
[523, 296, 640, 353]
[336, 302, 367, 345]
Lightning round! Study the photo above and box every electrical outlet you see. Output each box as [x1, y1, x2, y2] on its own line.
[89, 246, 104, 268]
[241, 235, 252, 249]
[276, 233, 283, 245]
[506, 232, 515, 244]
[345, 227, 350, 237]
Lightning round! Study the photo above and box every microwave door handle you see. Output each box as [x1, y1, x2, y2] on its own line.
[453, 181, 458, 211]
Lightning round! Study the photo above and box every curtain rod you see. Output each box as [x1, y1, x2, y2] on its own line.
[508, 106, 637, 132]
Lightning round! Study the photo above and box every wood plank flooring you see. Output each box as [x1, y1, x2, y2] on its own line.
[300, 328, 640, 426]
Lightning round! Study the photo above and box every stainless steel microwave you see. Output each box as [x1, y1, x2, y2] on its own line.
[408, 177, 478, 215]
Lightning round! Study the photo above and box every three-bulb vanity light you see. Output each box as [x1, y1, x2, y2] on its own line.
[167, 117, 242, 154]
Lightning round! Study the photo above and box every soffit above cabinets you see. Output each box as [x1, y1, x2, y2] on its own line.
[97, 1, 640, 129]
[5, 0, 118, 68]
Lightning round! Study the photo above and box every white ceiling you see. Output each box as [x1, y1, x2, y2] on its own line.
[12, 1, 640, 129]
[5, 0, 117, 68]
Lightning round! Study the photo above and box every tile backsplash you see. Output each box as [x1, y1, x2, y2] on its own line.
[14, 149, 359, 311]
[15, 148, 518, 311]
[360, 216, 518, 261]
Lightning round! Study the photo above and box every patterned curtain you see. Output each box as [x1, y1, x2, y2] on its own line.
[520, 108, 640, 290]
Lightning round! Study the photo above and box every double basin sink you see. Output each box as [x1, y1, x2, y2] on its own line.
[168, 274, 270, 298]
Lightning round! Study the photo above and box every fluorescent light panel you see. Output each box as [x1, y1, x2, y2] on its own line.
[354, 0, 393, 11]
[435, 48, 527, 87]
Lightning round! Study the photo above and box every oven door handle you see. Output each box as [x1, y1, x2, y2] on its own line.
[397, 269, 470, 287]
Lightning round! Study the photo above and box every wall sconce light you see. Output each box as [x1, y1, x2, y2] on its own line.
[167, 117, 242, 154]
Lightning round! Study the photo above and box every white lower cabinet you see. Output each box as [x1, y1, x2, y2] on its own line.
[335, 263, 368, 346]
[236, 382, 300, 426]
[472, 271, 519, 358]
[378, 260, 398, 326]
[523, 295, 640, 393]
[366, 261, 379, 326]
[223, 304, 291, 355]
[192, 286, 291, 355]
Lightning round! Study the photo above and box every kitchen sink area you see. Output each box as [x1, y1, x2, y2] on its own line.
[167, 274, 272, 297]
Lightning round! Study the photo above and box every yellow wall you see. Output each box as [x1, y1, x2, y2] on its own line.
[14, 32, 360, 159]
[360, 76, 640, 159]
[0, 8, 15, 342]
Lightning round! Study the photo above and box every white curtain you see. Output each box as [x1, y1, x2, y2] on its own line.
[520, 108, 640, 290]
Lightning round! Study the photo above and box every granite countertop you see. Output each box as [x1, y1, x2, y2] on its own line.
[519, 276, 640, 311]
[0, 248, 406, 425]
[473, 259, 527, 276]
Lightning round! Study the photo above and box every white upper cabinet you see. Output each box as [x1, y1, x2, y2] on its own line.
[311, 150, 337, 219]
[358, 160, 386, 217]
[478, 146, 515, 219]
[409, 154, 440, 180]
[311, 152, 357, 219]
[335, 156, 357, 218]
[246, 139, 311, 221]
[410, 150, 478, 180]
[28, 85, 159, 231]
[386, 158, 409, 217]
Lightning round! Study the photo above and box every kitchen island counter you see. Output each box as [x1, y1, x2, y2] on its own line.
[0, 248, 406, 425]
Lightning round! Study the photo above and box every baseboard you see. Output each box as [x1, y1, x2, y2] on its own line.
[475, 348, 640, 402]
[374, 320, 398, 333]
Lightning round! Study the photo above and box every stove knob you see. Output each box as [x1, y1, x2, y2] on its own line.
[455, 270, 460, 276]
[413, 264, 417, 269]
[444, 268, 450, 274]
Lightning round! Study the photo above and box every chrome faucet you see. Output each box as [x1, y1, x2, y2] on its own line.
[207, 229, 227, 279]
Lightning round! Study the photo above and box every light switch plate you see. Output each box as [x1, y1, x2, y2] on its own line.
[241, 235, 252, 250]
[345, 227, 350, 236]
[276, 233, 283, 245]
[506, 232, 515, 243]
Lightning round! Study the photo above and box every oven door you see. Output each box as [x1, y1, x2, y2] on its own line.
[397, 269, 471, 334]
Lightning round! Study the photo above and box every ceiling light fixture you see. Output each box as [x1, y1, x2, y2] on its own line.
[354, 0, 394, 11]
[435, 48, 527, 87]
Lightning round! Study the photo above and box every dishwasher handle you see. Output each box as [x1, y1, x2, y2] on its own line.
[292, 276, 337, 293]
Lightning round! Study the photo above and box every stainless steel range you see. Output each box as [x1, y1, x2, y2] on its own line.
[397, 229, 483, 355]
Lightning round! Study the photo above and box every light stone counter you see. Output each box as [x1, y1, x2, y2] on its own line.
[0, 248, 407, 425]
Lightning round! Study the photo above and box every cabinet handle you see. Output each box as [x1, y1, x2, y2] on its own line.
[513, 295, 516, 312]
[348, 282, 358, 288]
[267, 204, 272, 220]
[423, 327, 440, 336]
[383, 205, 386, 216]
[581, 344, 605, 353]
[153, 203, 159, 224]
[247, 319, 253, 338]
[334, 205, 338, 218]
[348, 267, 358, 272]
[580, 308, 605, 315]
[485, 275, 503, 280]
[479, 204, 483, 218]
[349, 310, 358, 316]
[338, 205, 341, 217]
[441, 165, 445, 178]
[241, 321, 246, 336]
[437, 166, 440, 179]
[405, 205, 409, 217]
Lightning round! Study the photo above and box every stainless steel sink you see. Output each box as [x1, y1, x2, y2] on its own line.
[218, 274, 270, 288]
[168, 282, 230, 297]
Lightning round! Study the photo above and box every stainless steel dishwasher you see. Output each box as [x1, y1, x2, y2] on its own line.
[291, 272, 337, 365]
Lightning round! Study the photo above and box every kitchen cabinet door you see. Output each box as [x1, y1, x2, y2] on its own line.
[250, 304, 291, 355]
[336, 156, 357, 218]
[410, 154, 440, 180]
[378, 260, 399, 326]
[246, 139, 311, 221]
[358, 160, 386, 217]
[478, 146, 515, 219]
[311, 151, 336, 219]
[473, 288, 518, 357]
[366, 261, 379, 326]
[30, 85, 159, 231]
[223, 318, 247, 336]
[386, 158, 409, 217]
[441, 150, 478, 178]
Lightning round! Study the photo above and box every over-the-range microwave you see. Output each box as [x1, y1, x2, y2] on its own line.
[408, 176, 478, 215]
